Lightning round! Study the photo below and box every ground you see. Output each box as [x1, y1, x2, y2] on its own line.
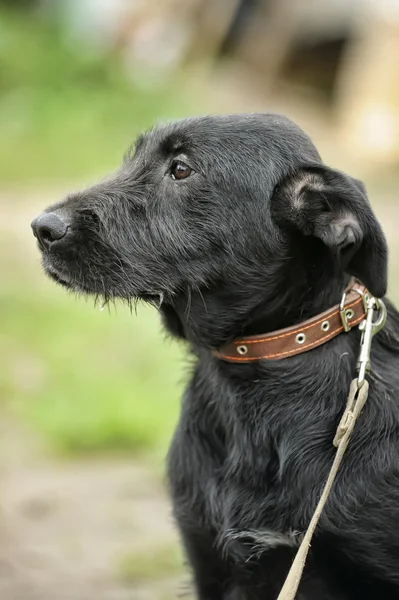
[0, 418, 188, 600]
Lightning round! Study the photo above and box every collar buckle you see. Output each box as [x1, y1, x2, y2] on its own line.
[340, 281, 370, 331]
[339, 291, 353, 332]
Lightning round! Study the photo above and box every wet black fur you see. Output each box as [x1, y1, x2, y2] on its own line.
[33, 114, 399, 599]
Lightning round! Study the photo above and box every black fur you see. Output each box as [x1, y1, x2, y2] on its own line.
[32, 114, 399, 599]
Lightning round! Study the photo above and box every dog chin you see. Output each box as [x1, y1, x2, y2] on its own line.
[44, 266, 91, 295]
[45, 268, 69, 287]
[44, 265, 164, 307]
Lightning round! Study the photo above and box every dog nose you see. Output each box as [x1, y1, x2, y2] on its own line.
[31, 212, 68, 250]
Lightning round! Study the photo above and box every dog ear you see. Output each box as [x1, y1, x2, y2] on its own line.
[272, 165, 387, 298]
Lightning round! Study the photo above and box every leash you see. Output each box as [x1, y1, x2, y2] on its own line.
[277, 294, 387, 600]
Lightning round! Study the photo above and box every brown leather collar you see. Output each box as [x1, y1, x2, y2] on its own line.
[215, 281, 368, 363]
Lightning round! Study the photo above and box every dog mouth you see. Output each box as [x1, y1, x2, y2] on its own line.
[42, 254, 101, 295]
[48, 270, 70, 287]
[44, 264, 164, 307]
[45, 266, 90, 293]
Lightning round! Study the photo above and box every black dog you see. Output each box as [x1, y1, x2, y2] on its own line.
[31, 114, 399, 599]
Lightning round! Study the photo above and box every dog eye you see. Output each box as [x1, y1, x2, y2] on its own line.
[170, 160, 192, 180]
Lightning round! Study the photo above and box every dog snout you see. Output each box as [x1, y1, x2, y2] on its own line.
[31, 212, 69, 251]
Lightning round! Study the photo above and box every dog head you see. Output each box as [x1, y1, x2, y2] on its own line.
[31, 114, 387, 347]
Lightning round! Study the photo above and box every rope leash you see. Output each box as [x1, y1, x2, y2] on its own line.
[277, 294, 387, 600]
[277, 379, 368, 600]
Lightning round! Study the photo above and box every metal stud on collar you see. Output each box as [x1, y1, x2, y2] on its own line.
[296, 333, 306, 344]
[237, 344, 248, 355]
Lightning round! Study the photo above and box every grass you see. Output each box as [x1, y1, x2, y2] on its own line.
[116, 542, 185, 584]
[0, 267, 187, 455]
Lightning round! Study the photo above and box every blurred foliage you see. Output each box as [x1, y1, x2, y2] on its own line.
[0, 8, 194, 455]
[0, 8, 191, 183]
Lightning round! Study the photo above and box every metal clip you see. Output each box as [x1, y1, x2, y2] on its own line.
[357, 296, 387, 386]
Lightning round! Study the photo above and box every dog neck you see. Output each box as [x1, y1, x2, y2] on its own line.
[240, 273, 353, 339]
[161, 271, 353, 350]
[215, 277, 366, 363]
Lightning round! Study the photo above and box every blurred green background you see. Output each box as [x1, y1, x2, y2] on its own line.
[1, 8, 192, 457]
[0, 2, 398, 599]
